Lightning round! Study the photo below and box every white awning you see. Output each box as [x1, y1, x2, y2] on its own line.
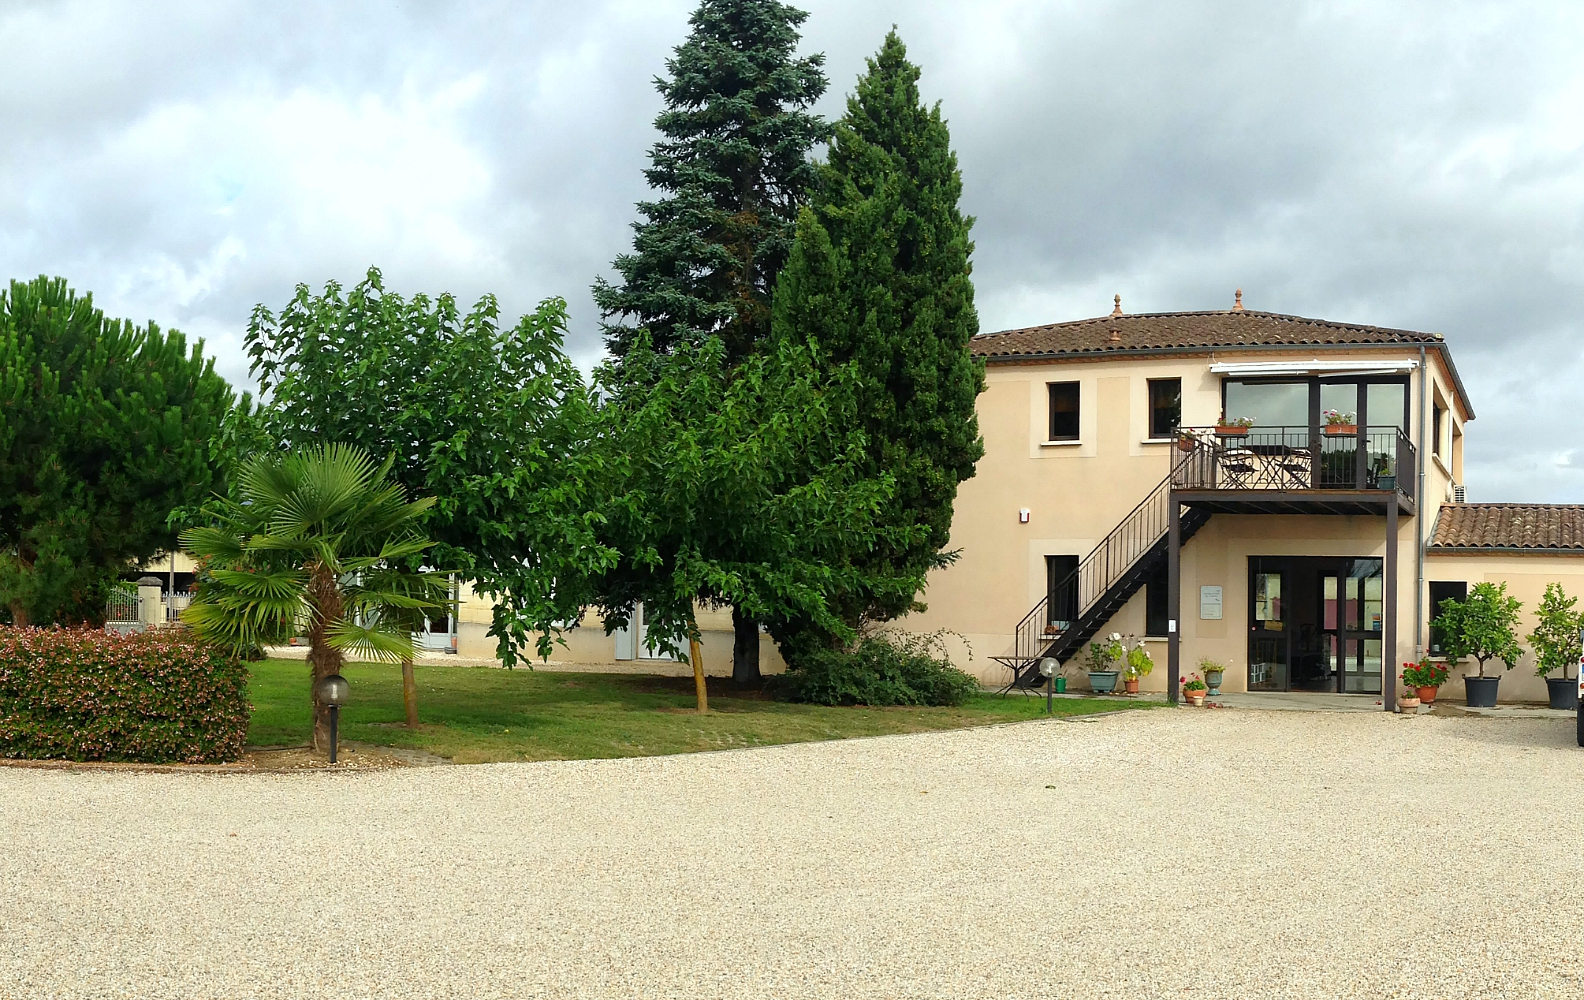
[1208, 359, 1420, 377]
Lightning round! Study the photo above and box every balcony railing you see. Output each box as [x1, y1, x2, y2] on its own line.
[1171, 425, 1416, 498]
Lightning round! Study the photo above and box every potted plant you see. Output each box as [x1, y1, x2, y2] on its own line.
[1433, 581, 1524, 708]
[1197, 657, 1226, 696]
[1122, 637, 1154, 694]
[1180, 673, 1207, 706]
[1371, 453, 1396, 492]
[1526, 582, 1583, 710]
[1400, 660, 1449, 704]
[1086, 633, 1124, 694]
[1322, 409, 1357, 435]
[1215, 415, 1254, 437]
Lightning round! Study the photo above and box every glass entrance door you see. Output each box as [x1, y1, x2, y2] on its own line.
[1250, 556, 1384, 693]
[1320, 561, 1383, 693]
[1248, 566, 1287, 691]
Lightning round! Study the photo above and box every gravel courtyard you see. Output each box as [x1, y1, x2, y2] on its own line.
[4, 708, 1583, 999]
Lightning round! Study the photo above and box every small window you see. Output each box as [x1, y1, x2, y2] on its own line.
[1145, 561, 1169, 637]
[1046, 555, 1079, 626]
[1148, 378, 1181, 439]
[1433, 406, 1445, 458]
[1048, 382, 1079, 441]
[1427, 581, 1467, 656]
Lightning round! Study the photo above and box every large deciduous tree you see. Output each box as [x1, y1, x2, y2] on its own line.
[244, 268, 610, 722]
[593, 0, 829, 684]
[181, 444, 450, 751]
[587, 335, 893, 712]
[0, 276, 232, 626]
[769, 30, 985, 658]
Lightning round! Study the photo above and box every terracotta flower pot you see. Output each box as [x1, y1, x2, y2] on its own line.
[1177, 437, 1197, 452]
[1325, 424, 1358, 435]
[1415, 685, 1438, 704]
[1215, 425, 1249, 436]
[1124, 678, 1140, 694]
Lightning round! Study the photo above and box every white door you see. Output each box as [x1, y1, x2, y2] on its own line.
[420, 575, 457, 652]
[612, 603, 679, 661]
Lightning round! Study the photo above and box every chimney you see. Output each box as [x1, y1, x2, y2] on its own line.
[1232, 288, 1244, 312]
[1111, 294, 1123, 317]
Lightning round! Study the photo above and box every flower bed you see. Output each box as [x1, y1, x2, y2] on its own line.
[0, 628, 249, 763]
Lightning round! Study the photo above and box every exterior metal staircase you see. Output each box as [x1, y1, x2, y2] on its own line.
[1010, 473, 1211, 689]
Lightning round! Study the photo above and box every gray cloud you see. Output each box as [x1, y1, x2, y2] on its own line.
[2, 0, 1581, 500]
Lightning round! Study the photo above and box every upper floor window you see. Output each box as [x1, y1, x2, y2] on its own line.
[1148, 378, 1181, 439]
[1433, 405, 1445, 458]
[1048, 381, 1079, 441]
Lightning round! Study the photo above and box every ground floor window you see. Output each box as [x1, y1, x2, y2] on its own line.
[1046, 554, 1078, 626]
[1427, 581, 1468, 657]
[1145, 562, 1168, 637]
[1247, 556, 1384, 694]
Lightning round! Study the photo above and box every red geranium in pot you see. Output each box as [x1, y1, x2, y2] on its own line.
[1401, 659, 1449, 704]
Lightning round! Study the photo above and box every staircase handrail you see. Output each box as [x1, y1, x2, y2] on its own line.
[1013, 464, 1182, 673]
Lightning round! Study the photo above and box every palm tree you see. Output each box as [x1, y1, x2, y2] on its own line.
[181, 444, 450, 751]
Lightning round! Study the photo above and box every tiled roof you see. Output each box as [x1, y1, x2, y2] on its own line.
[971, 309, 1445, 359]
[1429, 504, 1584, 551]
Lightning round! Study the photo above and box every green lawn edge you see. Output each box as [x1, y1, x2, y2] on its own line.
[248, 658, 1160, 764]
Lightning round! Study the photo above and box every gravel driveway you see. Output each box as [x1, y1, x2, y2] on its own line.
[3, 709, 1583, 999]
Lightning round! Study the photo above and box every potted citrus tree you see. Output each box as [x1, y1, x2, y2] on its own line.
[1434, 582, 1524, 708]
[1086, 633, 1124, 694]
[1526, 582, 1583, 710]
[1122, 637, 1154, 694]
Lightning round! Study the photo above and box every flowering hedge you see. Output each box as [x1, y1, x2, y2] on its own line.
[0, 627, 250, 763]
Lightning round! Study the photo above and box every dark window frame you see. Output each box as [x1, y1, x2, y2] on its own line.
[1219, 375, 1412, 433]
[1144, 560, 1169, 637]
[1047, 381, 1080, 441]
[1046, 554, 1079, 625]
[1147, 377, 1182, 440]
[1427, 580, 1467, 658]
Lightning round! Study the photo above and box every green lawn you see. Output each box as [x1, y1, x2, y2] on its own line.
[247, 658, 1157, 764]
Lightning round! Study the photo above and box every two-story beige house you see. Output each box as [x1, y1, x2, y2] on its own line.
[418, 292, 1582, 706]
[903, 293, 1584, 707]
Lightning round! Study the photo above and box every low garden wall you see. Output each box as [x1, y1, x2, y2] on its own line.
[0, 627, 249, 763]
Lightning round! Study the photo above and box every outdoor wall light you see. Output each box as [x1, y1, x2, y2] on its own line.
[1019, 508, 1030, 523]
[1039, 657, 1059, 714]
[315, 674, 349, 763]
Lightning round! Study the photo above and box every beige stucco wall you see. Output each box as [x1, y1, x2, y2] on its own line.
[1421, 552, 1584, 703]
[897, 344, 1477, 691]
[453, 585, 787, 674]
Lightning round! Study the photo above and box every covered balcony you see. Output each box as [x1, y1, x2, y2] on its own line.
[1170, 424, 1416, 515]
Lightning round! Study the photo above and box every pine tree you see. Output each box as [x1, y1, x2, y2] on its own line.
[594, 0, 829, 685]
[0, 276, 233, 625]
[769, 30, 986, 653]
[593, 0, 828, 363]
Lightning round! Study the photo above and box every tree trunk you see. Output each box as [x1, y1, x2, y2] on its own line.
[402, 657, 419, 727]
[7, 601, 27, 627]
[306, 562, 345, 752]
[689, 634, 709, 714]
[731, 606, 760, 686]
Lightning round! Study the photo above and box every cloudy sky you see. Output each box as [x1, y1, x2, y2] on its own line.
[3, 0, 1581, 500]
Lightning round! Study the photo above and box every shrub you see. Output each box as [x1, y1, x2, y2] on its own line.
[0, 627, 250, 763]
[770, 632, 981, 707]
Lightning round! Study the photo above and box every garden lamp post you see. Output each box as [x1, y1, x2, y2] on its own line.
[316, 674, 349, 763]
[1039, 657, 1058, 715]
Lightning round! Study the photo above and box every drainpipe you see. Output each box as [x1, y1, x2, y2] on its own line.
[1415, 346, 1427, 658]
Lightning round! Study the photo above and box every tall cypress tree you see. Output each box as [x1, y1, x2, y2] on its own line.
[594, 0, 829, 684]
[770, 30, 986, 652]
